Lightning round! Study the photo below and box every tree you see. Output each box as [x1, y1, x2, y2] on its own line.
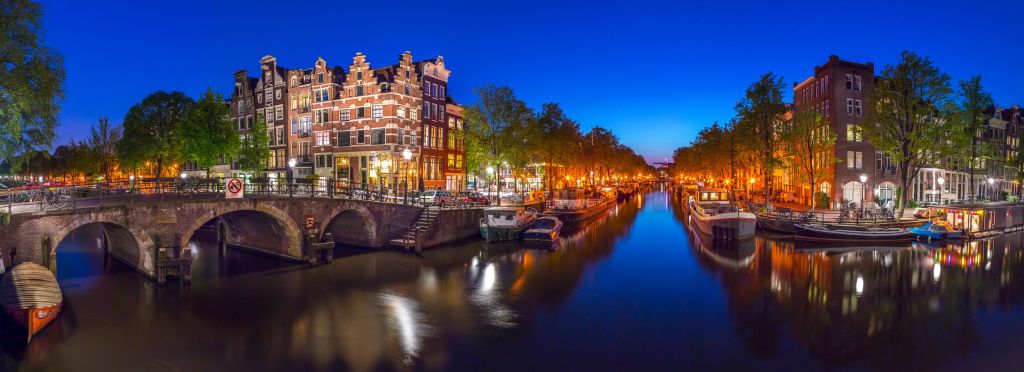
[782, 110, 837, 211]
[952, 76, 993, 202]
[735, 73, 788, 209]
[117, 91, 193, 187]
[238, 114, 270, 177]
[462, 85, 534, 188]
[863, 51, 955, 218]
[89, 117, 120, 181]
[0, 0, 65, 169]
[179, 88, 239, 178]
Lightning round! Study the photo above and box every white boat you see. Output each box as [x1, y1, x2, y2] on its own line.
[687, 188, 756, 240]
[479, 206, 538, 242]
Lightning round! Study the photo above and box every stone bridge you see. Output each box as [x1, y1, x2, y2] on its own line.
[0, 197, 425, 280]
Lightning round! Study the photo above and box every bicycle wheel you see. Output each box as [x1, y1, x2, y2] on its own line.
[51, 194, 71, 209]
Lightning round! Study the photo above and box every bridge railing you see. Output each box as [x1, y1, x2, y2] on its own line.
[0, 177, 503, 215]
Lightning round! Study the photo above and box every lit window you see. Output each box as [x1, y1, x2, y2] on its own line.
[372, 105, 383, 118]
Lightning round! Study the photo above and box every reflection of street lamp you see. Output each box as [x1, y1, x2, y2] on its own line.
[403, 149, 412, 204]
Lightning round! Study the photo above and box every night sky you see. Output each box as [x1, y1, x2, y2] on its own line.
[39, 0, 1023, 162]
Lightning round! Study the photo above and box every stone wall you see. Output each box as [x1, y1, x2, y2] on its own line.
[420, 208, 483, 249]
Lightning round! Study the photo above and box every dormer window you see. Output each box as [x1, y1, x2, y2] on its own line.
[318, 73, 324, 84]
[357, 71, 363, 80]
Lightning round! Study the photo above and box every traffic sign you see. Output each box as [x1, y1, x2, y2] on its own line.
[226, 178, 244, 199]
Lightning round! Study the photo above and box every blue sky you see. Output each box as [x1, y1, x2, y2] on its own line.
[40, 0, 1023, 162]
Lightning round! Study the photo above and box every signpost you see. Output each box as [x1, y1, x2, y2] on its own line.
[225, 178, 244, 199]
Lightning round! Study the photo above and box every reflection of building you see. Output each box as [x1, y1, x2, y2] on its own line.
[223, 52, 466, 191]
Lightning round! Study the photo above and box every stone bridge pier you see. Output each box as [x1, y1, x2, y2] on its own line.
[0, 197, 423, 280]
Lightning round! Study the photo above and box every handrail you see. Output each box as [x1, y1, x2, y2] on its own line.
[0, 178, 497, 215]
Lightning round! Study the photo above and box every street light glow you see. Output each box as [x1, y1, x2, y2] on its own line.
[402, 148, 412, 161]
[859, 173, 868, 183]
[180, 172, 187, 179]
[486, 166, 494, 174]
[288, 158, 297, 168]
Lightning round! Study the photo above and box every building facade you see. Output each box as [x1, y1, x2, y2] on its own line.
[225, 51, 465, 192]
[791, 56, 1024, 208]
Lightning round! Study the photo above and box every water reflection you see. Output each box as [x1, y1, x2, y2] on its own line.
[6, 191, 1024, 370]
[673, 195, 1024, 370]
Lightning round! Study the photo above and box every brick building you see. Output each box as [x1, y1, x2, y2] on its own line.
[226, 51, 465, 192]
[445, 103, 466, 191]
[790, 56, 1024, 208]
[792, 56, 896, 208]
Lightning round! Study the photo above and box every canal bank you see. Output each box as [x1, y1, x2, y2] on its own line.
[6, 190, 1024, 370]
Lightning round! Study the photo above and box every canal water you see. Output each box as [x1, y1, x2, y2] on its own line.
[3, 190, 1024, 371]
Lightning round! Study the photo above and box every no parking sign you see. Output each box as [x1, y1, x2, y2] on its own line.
[225, 178, 244, 199]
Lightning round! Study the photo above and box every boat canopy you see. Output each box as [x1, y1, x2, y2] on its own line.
[932, 203, 1024, 233]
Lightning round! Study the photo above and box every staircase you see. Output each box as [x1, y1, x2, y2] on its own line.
[388, 207, 439, 251]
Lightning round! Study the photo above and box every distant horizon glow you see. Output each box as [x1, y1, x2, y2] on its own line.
[39, 0, 1024, 162]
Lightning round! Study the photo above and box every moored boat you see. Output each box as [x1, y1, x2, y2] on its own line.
[756, 214, 796, 234]
[687, 188, 756, 240]
[909, 219, 964, 241]
[794, 223, 913, 243]
[0, 263, 63, 343]
[479, 206, 538, 242]
[523, 216, 563, 242]
[545, 189, 615, 223]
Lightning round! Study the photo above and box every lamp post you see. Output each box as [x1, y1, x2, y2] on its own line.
[859, 173, 868, 219]
[937, 176, 945, 204]
[486, 166, 495, 206]
[287, 158, 297, 194]
[402, 149, 412, 204]
[987, 177, 995, 201]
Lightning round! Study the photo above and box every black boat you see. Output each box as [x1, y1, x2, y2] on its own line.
[794, 223, 913, 243]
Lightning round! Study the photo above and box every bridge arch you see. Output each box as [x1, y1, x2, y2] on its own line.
[321, 204, 377, 247]
[179, 203, 304, 259]
[51, 213, 156, 277]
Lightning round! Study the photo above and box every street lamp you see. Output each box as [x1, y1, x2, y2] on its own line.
[859, 173, 868, 215]
[181, 172, 187, 179]
[937, 176, 945, 204]
[402, 149, 412, 204]
[486, 166, 495, 205]
[287, 158, 297, 187]
[987, 177, 995, 201]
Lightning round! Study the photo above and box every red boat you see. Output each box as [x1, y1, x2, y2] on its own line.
[0, 263, 63, 343]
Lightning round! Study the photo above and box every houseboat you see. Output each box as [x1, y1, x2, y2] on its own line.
[479, 206, 538, 242]
[545, 189, 614, 223]
[687, 188, 756, 240]
[930, 202, 1024, 238]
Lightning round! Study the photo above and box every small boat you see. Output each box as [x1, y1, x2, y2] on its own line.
[909, 220, 964, 241]
[523, 216, 563, 242]
[0, 263, 63, 343]
[687, 188, 756, 240]
[756, 214, 795, 234]
[794, 223, 913, 243]
[479, 206, 538, 242]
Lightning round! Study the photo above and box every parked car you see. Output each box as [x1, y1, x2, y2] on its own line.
[420, 190, 449, 206]
[913, 202, 936, 218]
[458, 192, 489, 206]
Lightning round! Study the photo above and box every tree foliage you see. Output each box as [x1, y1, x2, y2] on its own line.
[782, 110, 837, 211]
[179, 88, 239, 177]
[952, 76, 993, 201]
[863, 51, 955, 217]
[734, 72, 788, 206]
[0, 0, 65, 168]
[117, 91, 193, 182]
[238, 114, 270, 177]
